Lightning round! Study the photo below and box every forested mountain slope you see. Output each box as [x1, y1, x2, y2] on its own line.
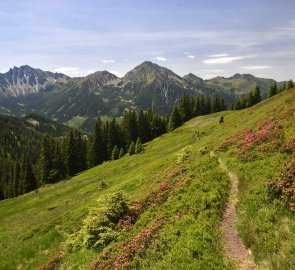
[0, 89, 294, 270]
[0, 62, 288, 131]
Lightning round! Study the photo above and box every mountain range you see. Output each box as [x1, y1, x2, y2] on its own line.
[0, 61, 285, 130]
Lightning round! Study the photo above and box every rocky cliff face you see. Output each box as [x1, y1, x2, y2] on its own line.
[0, 65, 70, 97]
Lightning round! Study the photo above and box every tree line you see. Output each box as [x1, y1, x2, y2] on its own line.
[169, 94, 227, 130]
[234, 80, 294, 110]
[0, 93, 227, 200]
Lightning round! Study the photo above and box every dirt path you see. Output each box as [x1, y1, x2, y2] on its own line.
[211, 152, 258, 270]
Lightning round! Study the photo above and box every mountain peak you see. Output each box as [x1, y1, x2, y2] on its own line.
[0, 66, 70, 97]
[231, 73, 256, 80]
[183, 73, 204, 86]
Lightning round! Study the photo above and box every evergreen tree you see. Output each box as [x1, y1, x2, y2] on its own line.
[212, 95, 221, 112]
[268, 83, 277, 98]
[235, 97, 248, 110]
[247, 92, 255, 107]
[13, 161, 20, 197]
[220, 98, 227, 111]
[178, 95, 193, 122]
[253, 85, 261, 104]
[38, 134, 54, 185]
[135, 137, 144, 154]
[119, 147, 125, 158]
[193, 96, 201, 116]
[287, 79, 294, 89]
[64, 130, 87, 177]
[128, 141, 135, 155]
[64, 130, 75, 177]
[111, 145, 119, 160]
[88, 117, 105, 167]
[122, 110, 138, 145]
[19, 153, 36, 194]
[204, 96, 212, 115]
[199, 95, 205, 115]
[138, 110, 152, 143]
[169, 107, 182, 131]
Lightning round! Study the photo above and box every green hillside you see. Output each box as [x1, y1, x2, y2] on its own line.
[0, 89, 294, 269]
[206, 74, 285, 98]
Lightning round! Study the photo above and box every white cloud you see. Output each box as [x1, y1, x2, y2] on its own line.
[209, 53, 229, 58]
[187, 55, 195, 59]
[54, 67, 81, 76]
[102, 59, 115, 63]
[242, 65, 272, 70]
[203, 55, 254, 64]
[156, 56, 167, 61]
[184, 52, 190, 55]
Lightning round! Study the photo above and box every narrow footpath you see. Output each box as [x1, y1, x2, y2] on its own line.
[211, 152, 258, 270]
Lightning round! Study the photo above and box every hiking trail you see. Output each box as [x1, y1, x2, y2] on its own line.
[211, 151, 258, 270]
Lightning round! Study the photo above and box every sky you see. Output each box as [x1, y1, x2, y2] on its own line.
[0, 0, 295, 80]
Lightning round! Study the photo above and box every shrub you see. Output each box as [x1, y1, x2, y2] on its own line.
[268, 156, 295, 212]
[65, 191, 128, 251]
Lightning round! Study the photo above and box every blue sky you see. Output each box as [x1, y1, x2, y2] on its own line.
[1, 0, 295, 80]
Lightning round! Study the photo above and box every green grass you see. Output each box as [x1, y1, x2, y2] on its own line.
[0, 89, 294, 269]
[66, 116, 87, 129]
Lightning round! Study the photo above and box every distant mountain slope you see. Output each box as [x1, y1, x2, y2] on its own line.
[0, 114, 70, 162]
[120, 61, 199, 114]
[0, 62, 286, 130]
[0, 65, 71, 97]
[206, 73, 284, 98]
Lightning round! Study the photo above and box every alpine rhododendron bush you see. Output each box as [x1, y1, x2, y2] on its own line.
[89, 153, 229, 270]
[268, 155, 295, 212]
[219, 109, 295, 161]
[217, 90, 295, 269]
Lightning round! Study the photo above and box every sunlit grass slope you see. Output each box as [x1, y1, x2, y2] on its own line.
[0, 88, 294, 270]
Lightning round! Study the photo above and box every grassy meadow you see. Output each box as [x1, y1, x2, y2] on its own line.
[0, 89, 294, 269]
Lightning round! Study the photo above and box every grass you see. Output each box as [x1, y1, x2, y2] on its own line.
[0, 89, 294, 269]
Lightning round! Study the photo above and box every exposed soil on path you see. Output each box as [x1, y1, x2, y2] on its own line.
[211, 152, 258, 270]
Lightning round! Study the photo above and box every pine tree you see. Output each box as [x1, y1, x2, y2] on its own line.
[38, 134, 54, 185]
[169, 107, 182, 131]
[204, 96, 212, 115]
[193, 96, 201, 116]
[178, 95, 193, 122]
[13, 161, 20, 197]
[122, 110, 138, 145]
[212, 95, 221, 112]
[268, 83, 277, 98]
[220, 98, 226, 111]
[64, 130, 75, 177]
[128, 141, 136, 155]
[64, 130, 87, 177]
[138, 110, 152, 143]
[88, 117, 105, 167]
[199, 95, 205, 115]
[287, 79, 294, 89]
[111, 145, 119, 160]
[235, 97, 248, 110]
[135, 137, 143, 154]
[247, 92, 255, 107]
[253, 85, 261, 104]
[119, 147, 125, 158]
[19, 153, 36, 194]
